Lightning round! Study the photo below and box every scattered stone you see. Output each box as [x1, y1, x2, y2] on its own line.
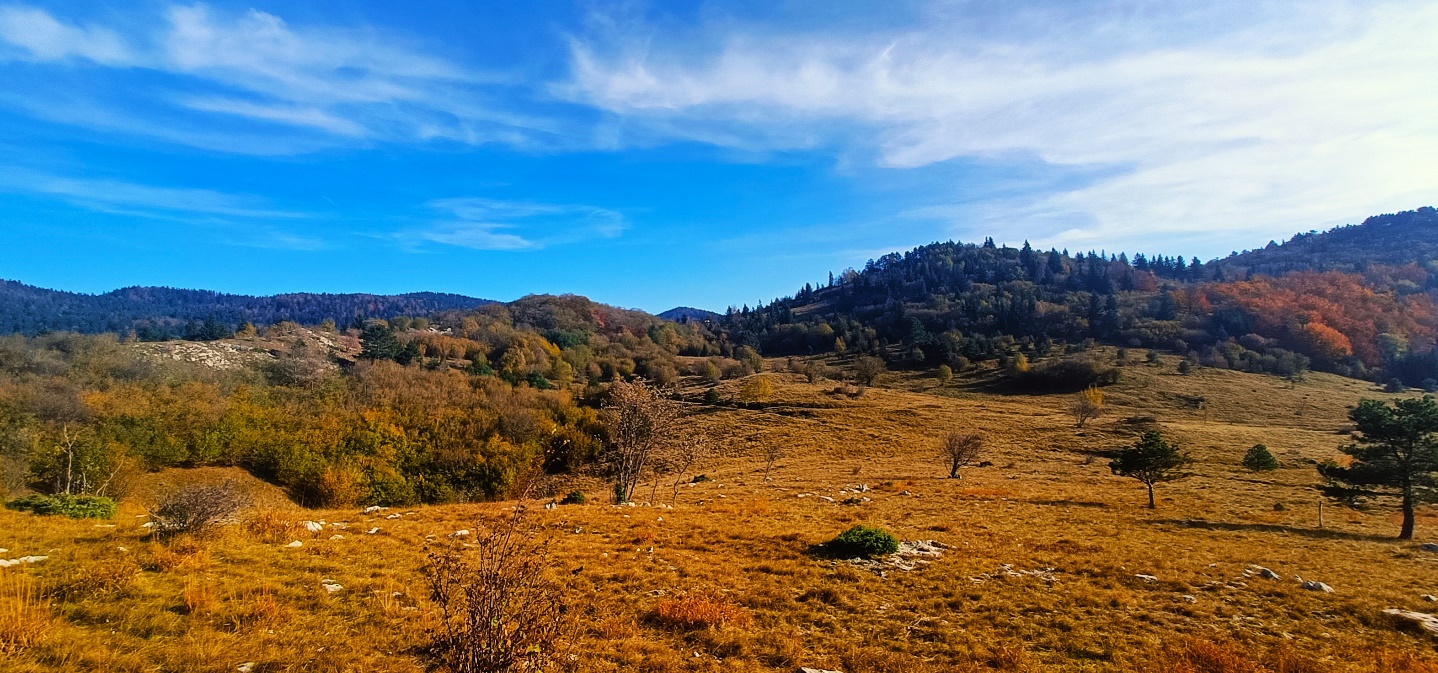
[321, 580, 343, 594]
[141, 521, 155, 528]
[1135, 574, 1158, 582]
[970, 563, 1059, 584]
[1384, 608, 1438, 637]
[1424, 595, 1437, 602]
[799, 668, 844, 673]
[1300, 580, 1334, 593]
[329, 534, 344, 541]
[237, 663, 256, 673]
[284, 540, 303, 548]
[818, 496, 836, 503]
[1182, 595, 1197, 603]
[544, 502, 556, 510]
[362, 505, 388, 514]
[0, 555, 47, 568]
[303, 521, 324, 533]
[449, 530, 470, 538]
[366, 527, 380, 535]
[1245, 565, 1282, 581]
[847, 540, 950, 574]
[0, 548, 6, 554]
[386, 513, 402, 520]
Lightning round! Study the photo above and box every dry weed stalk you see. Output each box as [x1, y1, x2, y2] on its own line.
[425, 504, 569, 673]
[0, 571, 52, 654]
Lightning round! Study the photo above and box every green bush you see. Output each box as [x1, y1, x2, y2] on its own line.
[6, 494, 118, 519]
[831, 525, 899, 558]
[560, 490, 587, 505]
[1242, 444, 1279, 472]
[1011, 356, 1120, 392]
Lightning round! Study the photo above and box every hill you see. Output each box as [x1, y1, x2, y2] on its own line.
[658, 306, 722, 322]
[717, 207, 1438, 385]
[0, 280, 492, 338]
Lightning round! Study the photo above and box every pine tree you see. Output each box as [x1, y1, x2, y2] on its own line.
[1319, 397, 1438, 539]
[1110, 431, 1192, 508]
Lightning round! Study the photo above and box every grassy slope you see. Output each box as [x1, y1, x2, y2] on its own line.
[4, 350, 1438, 672]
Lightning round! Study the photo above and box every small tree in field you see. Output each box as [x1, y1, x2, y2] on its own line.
[1319, 396, 1438, 540]
[739, 375, 774, 403]
[941, 432, 983, 478]
[1110, 430, 1192, 509]
[852, 356, 886, 386]
[669, 435, 713, 501]
[1242, 444, 1279, 472]
[1071, 386, 1104, 428]
[759, 443, 786, 480]
[604, 381, 682, 504]
[936, 364, 953, 385]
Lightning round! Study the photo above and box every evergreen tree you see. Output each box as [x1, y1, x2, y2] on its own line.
[1110, 430, 1192, 508]
[1319, 396, 1438, 539]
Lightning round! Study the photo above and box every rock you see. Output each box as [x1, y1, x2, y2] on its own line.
[237, 663, 256, 673]
[141, 521, 155, 528]
[544, 502, 556, 510]
[1135, 574, 1158, 582]
[303, 521, 324, 533]
[1422, 543, 1438, 552]
[0, 548, 6, 554]
[366, 527, 380, 535]
[0, 555, 49, 568]
[1425, 595, 1437, 602]
[285, 540, 303, 548]
[321, 580, 343, 594]
[1301, 580, 1334, 593]
[449, 530, 470, 538]
[362, 505, 387, 514]
[1384, 608, 1438, 637]
[1247, 565, 1282, 580]
[819, 496, 835, 503]
[1182, 595, 1197, 603]
[799, 668, 844, 673]
[329, 534, 344, 541]
[386, 513, 402, 520]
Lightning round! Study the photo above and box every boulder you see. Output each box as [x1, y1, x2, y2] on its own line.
[284, 540, 303, 548]
[303, 521, 324, 533]
[1384, 608, 1438, 637]
[1247, 565, 1281, 580]
[366, 527, 380, 535]
[1300, 580, 1334, 593]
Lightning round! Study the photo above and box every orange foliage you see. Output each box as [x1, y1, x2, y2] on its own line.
[1200, 271, 1438, 366]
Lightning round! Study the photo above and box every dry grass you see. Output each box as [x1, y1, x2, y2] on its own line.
[4, 349, 1438, 671]
[649, 594, 753, 630]
[0, 572, 52, 655]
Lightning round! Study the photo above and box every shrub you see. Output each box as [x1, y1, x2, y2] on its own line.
[426, 507, 568, 673]
[1242, 444, 1279, 472]
[831, 525, 899, 558]
[650, 595, 752, 630]
[149, 481, 251, 537]
[1012, 356, 1119, 392]
[1425, 378, 1438, 393]
[1386, 377, 1407, 393]
[5, 493, 117, 519]
[703, 387, 721, 405]
[559, 490, 586, 505]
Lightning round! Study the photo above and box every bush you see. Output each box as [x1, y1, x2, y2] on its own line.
[831, 525, 899, 558]
[1386, 377, 1406, 393]
[1242, 444, 1279, 472]
[1012, 356, 1120, 392]
[149, 481, 251, 537]
[5, 494, 117, 519]
[559, 490, 586, 505]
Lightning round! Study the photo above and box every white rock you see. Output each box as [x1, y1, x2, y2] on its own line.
[386, 513, 402, 520]
[303, 521, 324, 533]
[1182, 595, 1197, 603]
[1301, 580, 1334, 593]
[322, 582, 343, 594]
[1425, 595, 1437, 602]
[237, 663, 256, 673]
[1248, 565, 1282, 580]
[329, 534, 344, 541]
[1384, 608, 1438, 636]
[819, 496, 835, 503]
[0, 548, 6, 554]
[1135, 574, 1158, 582]
[141, 521, 155, 528]
[799, 668, 845, 673]
[285, 540, 303, 548]
[449, 530, 470, 538]
[544, 502, 556, 510]
[362, 506, 387, 514]
[366, 527, 380, 535]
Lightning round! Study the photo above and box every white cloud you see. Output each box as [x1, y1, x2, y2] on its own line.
[0, 6, 132, 64]
[564, 0, 1438, 252]
[0, 4, 556, 151]
[0, 168, 304, 219]
[409, 198, 627, 251]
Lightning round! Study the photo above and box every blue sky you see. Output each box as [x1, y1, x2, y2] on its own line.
[0, 1, 1434, 312]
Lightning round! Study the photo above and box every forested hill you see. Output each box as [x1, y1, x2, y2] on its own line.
[718, 207, 1438, 387]
[0, 281, 491, 338]
[1211, 206, 1438, 278]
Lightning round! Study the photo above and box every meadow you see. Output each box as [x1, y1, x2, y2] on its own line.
[4, 351, 1438, 672]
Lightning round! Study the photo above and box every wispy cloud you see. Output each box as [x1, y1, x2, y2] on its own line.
[563, 0, 1438, 252]
[0, 4, 560, 152]
[406, 197, 627, 251]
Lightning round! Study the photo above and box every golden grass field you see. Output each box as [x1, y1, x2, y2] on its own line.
[5, 350, 1438, 672]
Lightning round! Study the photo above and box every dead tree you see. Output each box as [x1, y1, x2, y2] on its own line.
[604, 380, 682, 504]
[941, 432, 983, 478]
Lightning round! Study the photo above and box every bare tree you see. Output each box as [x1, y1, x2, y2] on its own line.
[426, 504, 569, 673]
[941, 432, 983, 478]
[669, 435, 713, 501]
[759, 443, 786, 480]
[604, 380, 682, 504]
[1070, 386, 1104, 428]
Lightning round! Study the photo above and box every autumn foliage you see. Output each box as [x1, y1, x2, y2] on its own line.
[1198, 270, 1437, 367]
